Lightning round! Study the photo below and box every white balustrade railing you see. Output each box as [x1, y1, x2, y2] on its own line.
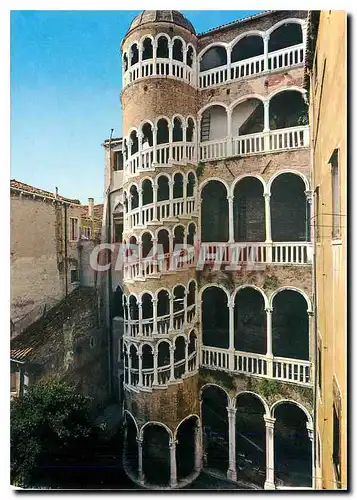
[200, 242, 312, 265]
[199, 43, 305, 89]
[200, 126, 309, 161]
[201, 346, 311, 386]
[188, 351, 197, 372]
[124, 58, 194, 88]
[157, 364, 171, 385]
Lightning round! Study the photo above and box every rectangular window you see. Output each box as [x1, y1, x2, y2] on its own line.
[114, 222, 123, 243]
[70, 217, 79, 241]
[315, 186, 320, 242]
[333, 403, 341, 488]
[330, 149, 341, 239]
[84, 227, 91, 239]
[113, 151, 124, 171]
[70, 268, 78, 284]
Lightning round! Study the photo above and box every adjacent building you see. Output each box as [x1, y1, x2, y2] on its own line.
[103, 10, 317, 490]
[305, 10, 347, 490]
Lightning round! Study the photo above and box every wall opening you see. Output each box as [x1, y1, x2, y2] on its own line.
[142, 425, 170, 485]
[202, 287, 229, 349]
[268, 23, 303, 53]
[231, 35, 264, 63]
[176, 416, 198, 479]
[234, 288, 266, 354]
[201, 181, 229, 242]
[200, 46, 227, 71]
[233, 177, 265, 242]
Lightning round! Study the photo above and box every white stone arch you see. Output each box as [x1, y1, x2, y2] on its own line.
[230, 173, 268, 196]
[235, 390, 270, 416]
[172, 35, 187, 51]
[129, 342, 139, 354]
[271, 399, 313, 427]
[197, 42, 229, 61]
[139, 420, 174, 441]
[155, 114, 171, 128]
[172, 282, 188, 295]
[139, 228, 155, 241]
[123, 409, 139, 434]
[139, 33, 155, 51]
[155, 225, 172, 240]
[171, 168, 185, 180]
[155, 32, 172, 46]
[174, 414, 200, 439]
[125, 232, 138, 243]
[199, 283, 230, 301]
[269, 286, 313, 313]
[157, 337, 173, 349]
[186, 168, 198, 183]
[186, 42, 196, 57]
[267, 18, 305, 37]
[138, 341, 154, 356]
[197, 101, 229, 118]
[229, 30, 265, 51]
[229, 93, 266, 114]
[127, 126, 139, 138]
[172, 332, 188, 344]
[138, 289, 154, 301]
[139, 175, 154, 190]
[171, 113, 186, 130]
[232, 284, 269, 310]
[138, 118, 155, 135]
[267, 169, 310, 194]
[268, 85, 307, 102]
[127, 291, 140, 302]
[200, 383, 233, 407]
[154, 286, 172, 300]
[187, 277, 198, 293]
[199, 176, 230, 196]
[155, 171, 171, 185]
[186, 220, 197, 234]
[128, 180, 140, 192]
[188, 327, 198, 339]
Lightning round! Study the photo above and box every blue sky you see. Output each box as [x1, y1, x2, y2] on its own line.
[11, 10, 263, 204]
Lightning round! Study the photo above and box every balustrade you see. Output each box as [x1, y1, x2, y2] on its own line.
[124, 57, 194, 88]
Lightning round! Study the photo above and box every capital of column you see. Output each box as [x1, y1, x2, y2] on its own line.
[151, 297, 158, 304]
[264, 192, 271, 199]
[305, 190, 313, 203]
[263, 33, 270, 42]
[263, 100, 270, 109]
[153, 183, 158, 191]
[265, 307, 273, 313]
[226, 194, 234, 202]
[136, 436, 143, 445]
[264, 415, 276, 427]
[169, 439, 178, 449]
[226, 406, 237, 416]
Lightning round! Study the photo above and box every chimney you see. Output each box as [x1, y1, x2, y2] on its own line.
[88, 198, 94, 217]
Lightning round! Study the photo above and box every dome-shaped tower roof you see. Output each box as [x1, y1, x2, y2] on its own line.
[126, 10, 196, 36]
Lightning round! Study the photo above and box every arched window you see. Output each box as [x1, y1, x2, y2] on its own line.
[269, 90, 308, 130]
[200, 46, 227, 71]
[142, 37, 153, 60]
[269, 22, 303, 53]
[173, 117, 183, 142]
[129, 130, 138, 155]
[187, 172, 196, 197]
[130, 43, 139, 66]
[202, 287, 229, 348]
[186, 46, 194, 67]
[234, 288, 266, 354]
[173, 173, 184, 199]
[233, 177, 265, 242]
[129, 185, 139, 210]
[157, 175, 169, 201]
[157, 36, 169, 58]
[200, 105, 227, 142]
[157, 118, 169, 144]
[123, 53, 128, 72]
[201, 181, 229, 242]
[231, 35, 264, 63]
[186, 118, 195, 142]
[173, 38, 184, 62]
[231, 98, 264, 137]
[142, 179, 153, 206]
[141, 122, 153, 147]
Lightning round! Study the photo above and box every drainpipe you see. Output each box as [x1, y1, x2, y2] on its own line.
[107, 128, 114, 398]
[64, 203, 68, 296]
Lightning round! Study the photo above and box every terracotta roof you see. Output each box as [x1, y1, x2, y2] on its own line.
[197, 10, 272, 37]
[80, 204, 104, 220]
[10, 179, 81, 205]
[11, 287, 97, 363]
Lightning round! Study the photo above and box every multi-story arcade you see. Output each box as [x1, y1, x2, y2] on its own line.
[105, 10, 315, 490]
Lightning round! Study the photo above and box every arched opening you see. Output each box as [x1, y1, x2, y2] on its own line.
[235, 393, 266, 487]
[123, 344, 128, 383]
[126, 236, 137, 262]
[130, 43, 139, 66]
[173, 225, 185, 247]
[142, 344, 153, 370]
[200, 105, 227, 142]
[142, 424, 170, 485]
[129, 185, 139, 210]
[232, 98, 264, 137]
[124, 413, 138, 474]
[173, 285, 185, 329]
[201, 181, 229, 242]
[112, 286, 124, 318]
[201, 385, 229, 472]
[141, 232, 153, 259]
[129, 130, 139, 155]
[188, 330, 197, 354]
[128, 295, 139, 321]
[141, 293, 153, 320]
[157, 175, 169, 201]
[271, 173, 309, 242]
[272, 290, 309, 360]
[173, 173, 184, 198]
[200, 46, 227, 71]
[157, 118, 169, 144]
[187, 46, 194, 67]
[174, 336, 186, 379]
[187, 222, 196, 247]
[173, 117, 183, 142]
[187, 172, 196, 197]
[269, 23, 303, 53]
[130, 344, 139, 386]
[231, 35, 264, 63]
[176, 416, 198, 479]
[269, 90, 308, 130]
[157, 35, 169, 58]
[158, 341, 170, 385]
[157, 228, 170, 257]
[157, 290, 170, 335]
[142, 179, 153, 206]
[233, 177, 265, 242]
[123, 139, 128, 161]
[123, 53, 128, 72]
[274, 403, 312, 487]
[234, 288, 266, 354]
[173, 38, 184, 62]
[142, 37, 153, 60]
[186, 118, 195, 142]
[187, 281, 196, 308]
[141, 122, 153, 148]
[123, 295, 129, 321]
[202, 287, 229, 349]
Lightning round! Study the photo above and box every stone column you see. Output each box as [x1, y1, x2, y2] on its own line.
[138, 188, 143, 226]
[128, 350, 132, 386]
[263, 101, 270, 151]
[227, 406, 237, 482]
[138, 300, 143, 337]
[169, 439, 178, 488]
[137, 132, 143, 170]
[263, 33, 270, 72]
[307, 423, 315, 489]
[184, 338, 189, 374]
[183, 290, 188, 326]
[152, 183, 158, 221]
[227, 48, 232, 81]
[264, 415, 276, 489]
[227, 195, 234, 244]
[227, 109, 233, 156]
[152, 39, 157, 76]
[137, 437, 144, 483]
[169, 345, 175, 381]
[153, 345, 158, 385]
[265, 307, 273, 378]
[138, 241, 143, 278]
[194, 421, 202, 471]
[169, 180, 174, 217]
[169, 293, 174, 332]
[138, 44, 143, 78]
[228, 298, 235, 371]
[138, 352, 143, 387]
[168, 42, 173, 76]
[182, 125, 188, 162]
[152, 125, 158, 166]
[264, 192, 272, 263]
[152, 297, 158, 335]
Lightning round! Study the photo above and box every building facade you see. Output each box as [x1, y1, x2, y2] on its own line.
[106, 10, 316, 489]
[305, 11, 347, 490]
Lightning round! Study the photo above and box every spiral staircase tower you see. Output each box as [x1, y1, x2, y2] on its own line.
[120, 10, 202, 489]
